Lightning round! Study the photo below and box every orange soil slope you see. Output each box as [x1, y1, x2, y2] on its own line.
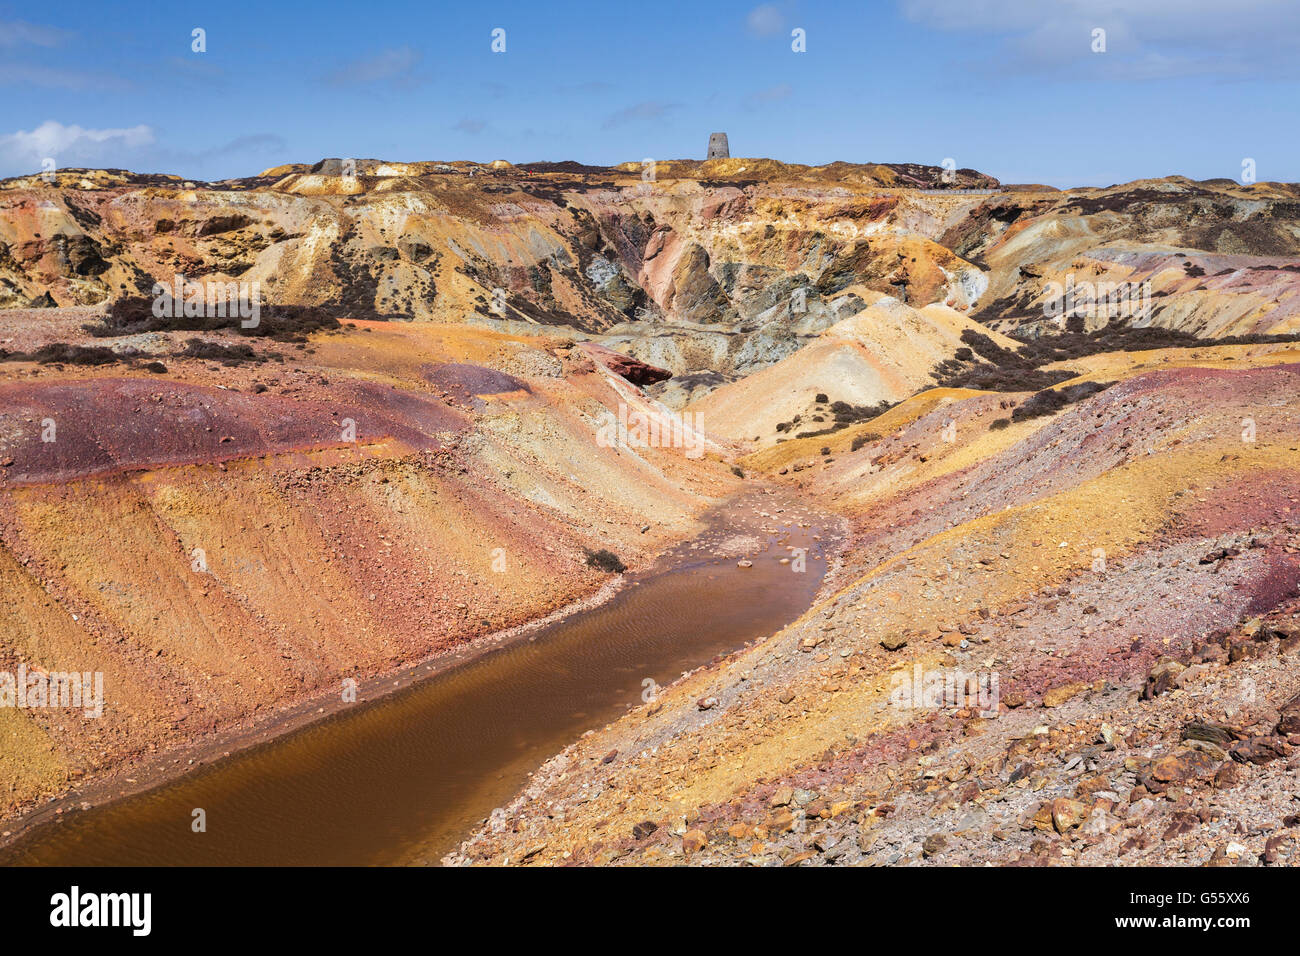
[691, 295, 1017, 445]
[0, 316, 737, 823]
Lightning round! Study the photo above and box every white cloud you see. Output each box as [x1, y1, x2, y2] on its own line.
[0, 20, 73, 48]
[750, 83, 792, 102]
[902, 0, 1293, 31]
[0, 120, 154, 177]
[746, 4, 785, 36]
[899, 0, 1300, 79]
[325, 46, 426, 88]
[602, 100, 681, 129]
[0, 62, 128, 90]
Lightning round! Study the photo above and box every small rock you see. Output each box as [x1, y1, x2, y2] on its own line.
[1181, 721, 1239, 747]
[1275, 691, 1300, 736]
[921, 833, 948, 857]
[682, 829, 707, 854]
[1161, 811, 1199, 841]
[632, 821, 658, 840]
[1213, 762, 1244, 790]
[1043, 682, 1088, 708]
[767, 808, 796, 832]
[1051, 797, 1089, 833]
[1079, 808, 1114, 837]
[1142, 658, 1185, 700]
[1150, 748, 1219, 785]
[769, 786, 794, 808]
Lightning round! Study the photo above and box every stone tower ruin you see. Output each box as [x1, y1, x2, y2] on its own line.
[707, 133, 730, 160]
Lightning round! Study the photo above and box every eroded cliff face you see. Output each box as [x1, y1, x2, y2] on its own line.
[5, 161, 1299, 401]
[0, 159, 989, 323]
[948, 181, 1300, 339]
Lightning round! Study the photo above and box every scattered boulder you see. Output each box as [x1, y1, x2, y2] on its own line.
[1181, 721, 1242, 749]
[1142, 658, 1186, 700]
[1149, 748, 1219, 785]
[769, 786, 794, 808]
[921, 833, 948, 857]
[1214, 762, 1245, 790]
[1018, 801, 1053, 832]
[1051, 797, 1090, 833]
[1275, 691, 1300, 736]
[579, 342, 672, 386]
[682, 829, 708, 854]
[1229, 736, 1288, 765]
[1161, 811, 1200, 841]
[1075, 775, 1112, 799]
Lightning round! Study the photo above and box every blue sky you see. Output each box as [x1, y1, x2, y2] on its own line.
[2, 0, 1298, 187]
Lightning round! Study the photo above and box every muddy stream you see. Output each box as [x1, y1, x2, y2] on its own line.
[2, 497, 835, 866]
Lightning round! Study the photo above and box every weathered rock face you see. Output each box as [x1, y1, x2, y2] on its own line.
[0, 159, 998, 335]
[945, 181, 1300, 338]
[2, 160, 1299, 403]
[667, 243, 734, 324]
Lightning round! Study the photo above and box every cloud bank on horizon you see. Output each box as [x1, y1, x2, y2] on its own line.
[1, 0, 1296, 187]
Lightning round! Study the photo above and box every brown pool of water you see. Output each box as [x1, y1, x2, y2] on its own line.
[2, 509, 833, 866]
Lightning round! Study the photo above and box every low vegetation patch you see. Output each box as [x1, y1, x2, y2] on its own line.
[583, 548, 626, 573]
[933, 322, 1300, 392]
[177, 338, 270, 365]
[1010, 380, 1115, 423]
[0, 342, 176, 375]
[0, 343, 121, 366]
[90, 297, 342, 343]
[784, 396, 898, 439]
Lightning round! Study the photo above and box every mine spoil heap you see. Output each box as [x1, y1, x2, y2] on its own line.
[2, 155, 1300, 869]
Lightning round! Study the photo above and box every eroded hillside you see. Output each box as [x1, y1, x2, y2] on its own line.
[450, 349, 1300, 867]
[0, 304, 737, 825]
[3, 156, 1299, 864]
[6, 159, 1299, 412]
